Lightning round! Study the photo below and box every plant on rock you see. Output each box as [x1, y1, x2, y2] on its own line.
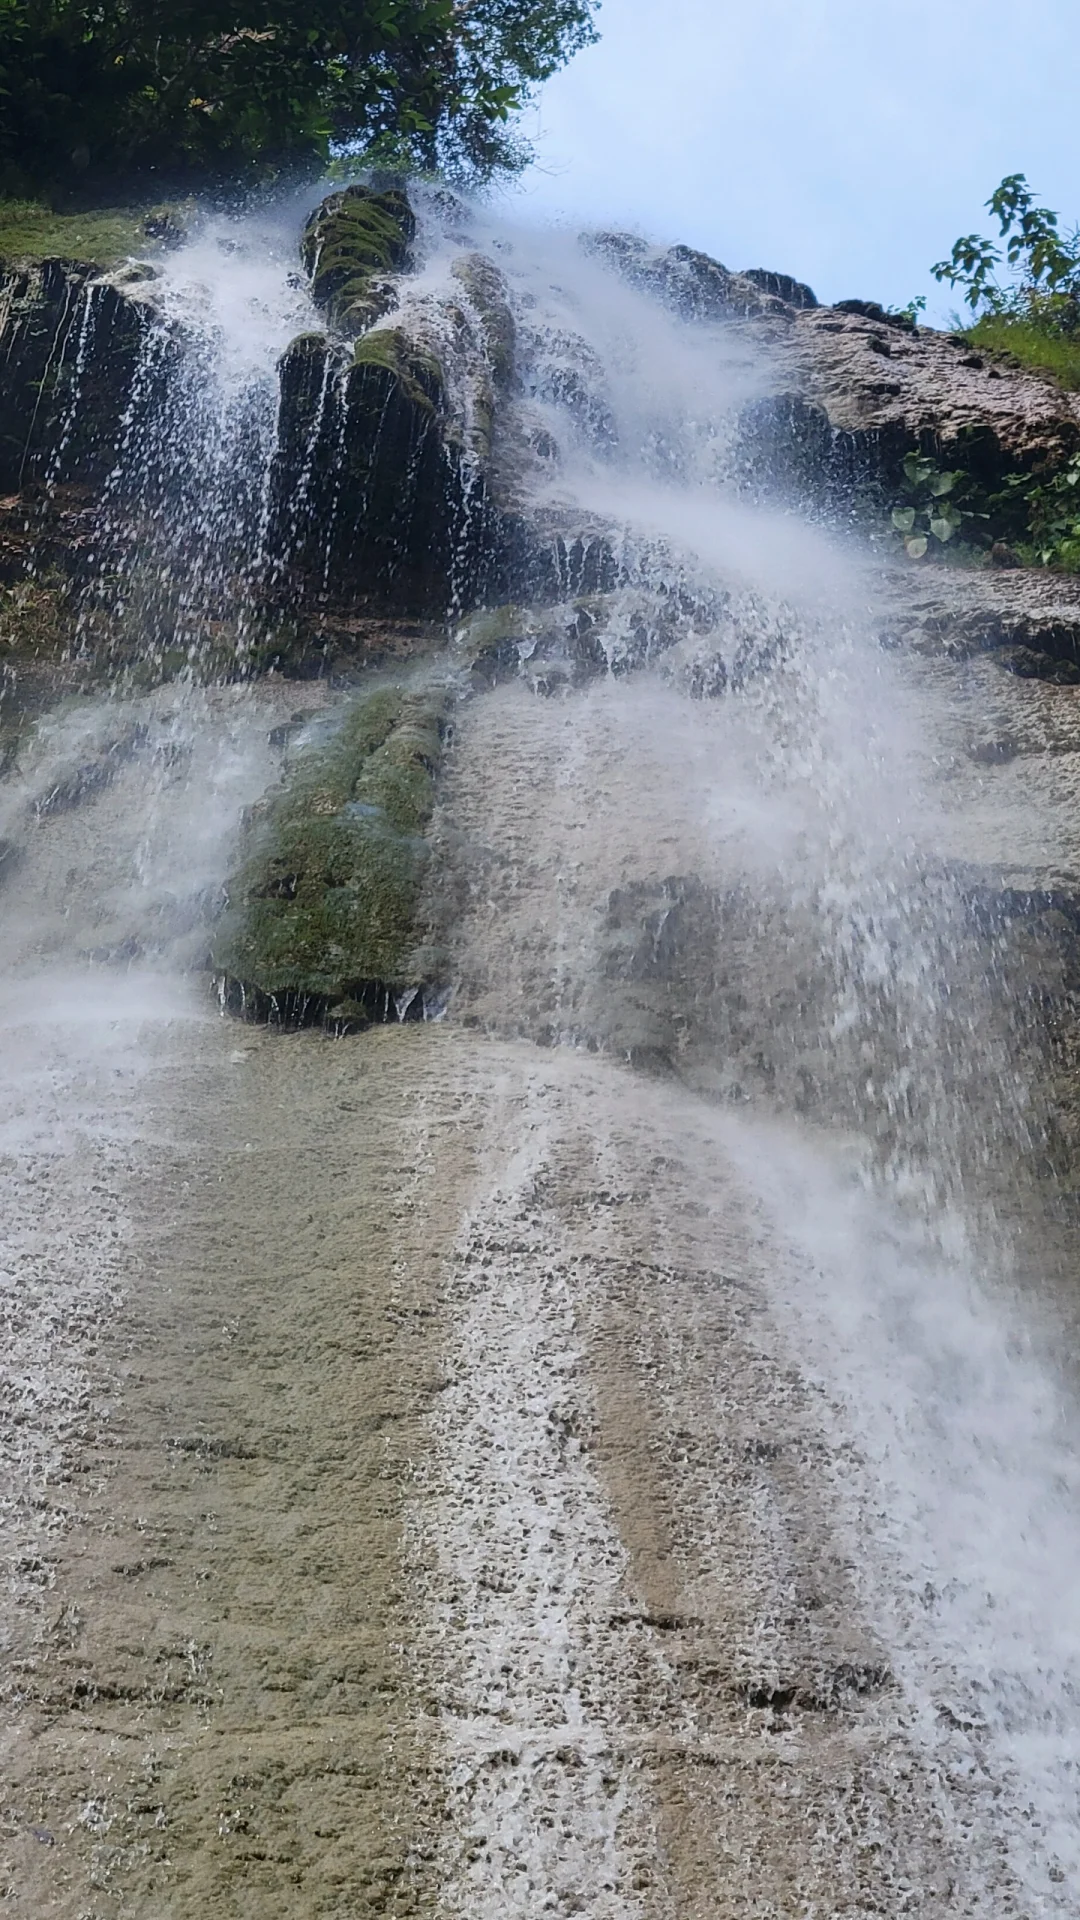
[1007, 453, 1080, 571]
[889, 454, 979, 560]
[932, 175, 1080, 390]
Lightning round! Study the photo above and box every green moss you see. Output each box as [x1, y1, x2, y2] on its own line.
[302, 185, 414, 334]
[212, 684, 447, 1008]
[965, 315, 1080, 391]
[450, 253, 516, 385]
[350, 326, 444, 417]
[0, 198, 185, 268]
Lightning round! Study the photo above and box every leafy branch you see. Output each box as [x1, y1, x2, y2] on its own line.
[932, 173, 1080, 326]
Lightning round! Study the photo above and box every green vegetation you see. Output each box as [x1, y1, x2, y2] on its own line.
[0, 0, 597, 199]
[890, 178, 1080, 571]
[885, 448, 1080, 575]
[962, 314, 1080, 392]
[351, 324, 443, 412]
[890, 452, 978, 560]
[999, 454, 1080, 571]
[302, 183, 412, 331]
[0, 196, 178, 265]
[212, 684, 446, 1017]
[934, 174, 1080, 391]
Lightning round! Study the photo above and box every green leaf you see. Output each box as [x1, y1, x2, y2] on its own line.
[891, 507, 917, 532]
[903, 454, 936, 487]
[929, 471, 957, 497]
[905, 535, 929, 559]
[929, 516, 956, 542]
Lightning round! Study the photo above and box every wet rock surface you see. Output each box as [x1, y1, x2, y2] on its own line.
[301, 182, 415, 335]
[213, 683, 449, 1025]
[7, 190, 1080, 1920]
[0, 1019, 1017, 1918]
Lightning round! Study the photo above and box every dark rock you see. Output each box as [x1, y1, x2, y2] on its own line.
[997, 645, 1080, 684]
[743, 268, 818, 309]
[269, 325, 501, 616]
[0, 262, 150, 492]
[301, 185, 414, 335]
[834, 298, 916, 334]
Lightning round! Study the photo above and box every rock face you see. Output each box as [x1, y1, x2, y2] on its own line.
[589, 231, 791, 321]
[270, 320, 513, 619]
[740, 302, 1080, 499]
[212, 684, 448, 1025]
[7, 185, 1080, 1090]
[0, 261, 149, 492]
[300, 183, 415, 334]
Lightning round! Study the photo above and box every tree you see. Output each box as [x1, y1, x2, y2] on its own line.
[933, 174, 1080, 329]
[0, 0, 598, 198]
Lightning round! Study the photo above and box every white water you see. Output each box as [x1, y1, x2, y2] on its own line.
[5, 193, 1080, 1910]
[401, 200, 1080, 1911]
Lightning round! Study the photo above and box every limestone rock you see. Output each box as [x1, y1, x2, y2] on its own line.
[587, 231, 787, 321]
[871, 564, 1080, 673]
[744, 268, 818, 309]
[301, 185, 414, 335]
[213, 684, 448, 1024]
[450, 253, 516, 388]
[758, 305, 1080, 489]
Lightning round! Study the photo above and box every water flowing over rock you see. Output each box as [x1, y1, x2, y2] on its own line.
[6, 181, 1080, 1919]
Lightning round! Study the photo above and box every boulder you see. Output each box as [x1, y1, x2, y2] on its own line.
[759, 305, 1080, 493]
[587, 231, 786, 321]
[301, 185, 414, 335]
[212, 684, 448, 1025]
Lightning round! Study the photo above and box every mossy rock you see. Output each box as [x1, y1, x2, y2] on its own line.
[213, 684, 448, 1023]
[0, 198, 189, 269]
[350, 326, 444, 416]
[450, 253, 516, 387]
[301, 185, 415, 335]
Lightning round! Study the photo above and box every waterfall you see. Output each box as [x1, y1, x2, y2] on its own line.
[2, 190, 1078, 1914]
[404, 203, 1080, 1911]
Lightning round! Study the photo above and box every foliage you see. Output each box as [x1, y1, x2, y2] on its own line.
[893, 295, 926, 326]
[932, 174, 1080, 330]
[889, 452, 981, 560]
[885, 444, 1080, 575]
[0, 0, 598, 198]
[0, 196, 178, 264]
[963, 312, 1080, 392]
[1002, 453, 1080, 570]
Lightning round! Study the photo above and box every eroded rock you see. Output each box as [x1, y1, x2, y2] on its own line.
[212, 683, 449, 1025]
[300, 184, 415, 335]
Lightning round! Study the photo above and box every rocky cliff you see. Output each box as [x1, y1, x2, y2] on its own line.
[4, 182, 1080, 1178]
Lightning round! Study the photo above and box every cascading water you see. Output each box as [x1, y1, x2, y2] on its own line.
[3, 187, 1079, 1914]
[397, 201, 1080, 1912]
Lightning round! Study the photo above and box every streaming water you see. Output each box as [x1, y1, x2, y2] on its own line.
[3, 191, 1078, 1911]
[404, 201, 1080, 1911]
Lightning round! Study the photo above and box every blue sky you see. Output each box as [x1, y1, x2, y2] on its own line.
[511, 0, 1078, 322]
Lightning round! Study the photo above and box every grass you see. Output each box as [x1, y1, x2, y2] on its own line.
[0, 198, 180, 268]
[966, 313, 1080, 391]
